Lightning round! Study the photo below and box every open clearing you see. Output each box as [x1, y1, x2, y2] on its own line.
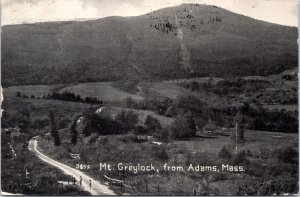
[110, 106, 174, 127]
[173, 130, 298, 154]
[60, 82, 144, 106]
[4, 82, 144, 106]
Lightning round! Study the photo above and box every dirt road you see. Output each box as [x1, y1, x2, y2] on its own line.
[28, 137, 115, 195]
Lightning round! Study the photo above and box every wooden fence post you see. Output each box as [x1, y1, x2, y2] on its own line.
[121, 182, 125, 193]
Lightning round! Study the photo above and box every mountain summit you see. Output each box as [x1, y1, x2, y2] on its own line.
[2, 4, 297, 86]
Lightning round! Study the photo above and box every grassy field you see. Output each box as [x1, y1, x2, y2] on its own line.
[4, 84, 57, 98]
[60, 82, 144, 106]
[3, 78, 225, 105]
[4, 69, 297, 112]
[138, 79, 230, 106]
[138, 81, 191, 99]
[172, 130, 298, 154]
[4, 82, 144, 107]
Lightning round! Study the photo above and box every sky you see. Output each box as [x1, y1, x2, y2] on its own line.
[1, 0, 298, 26]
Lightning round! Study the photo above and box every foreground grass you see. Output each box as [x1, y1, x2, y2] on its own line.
[38, 129, 298, 195]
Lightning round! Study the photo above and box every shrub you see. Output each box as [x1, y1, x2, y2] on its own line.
[120, 133, 147, 143]
[191, 151, 218, 166]
[211, 172, 228, 181]
[237, 175, 298, 195]
[16, 91, 21, 97]
[151, 145, 169, 161]
[218, 146, 232, 160]
[155, 126, 173, 142]
[276, 146, 298, 164]
[231, 150, 248, 165]
[88, 134, 99, 144]
[134, 125, 148, 135]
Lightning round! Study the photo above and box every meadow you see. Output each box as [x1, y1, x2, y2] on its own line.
[4, 82, 143, 107]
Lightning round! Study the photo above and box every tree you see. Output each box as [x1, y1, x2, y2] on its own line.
[144, 115, 161, 133]
[240, 102, 250, 114]
[177, 95, 205, 114]
[172, 115, 197, 138]
[70, 115, 79, 145]
[81, 113, 123, 136]
[49, 111, 60, 146]
[20, 107, 32, 132]
[115, 110, 139, 132]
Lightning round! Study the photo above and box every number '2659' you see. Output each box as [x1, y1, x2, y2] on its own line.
[76, 164, 90, 170]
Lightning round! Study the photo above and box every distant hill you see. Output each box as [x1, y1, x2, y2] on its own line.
[2, 4, 298, 86]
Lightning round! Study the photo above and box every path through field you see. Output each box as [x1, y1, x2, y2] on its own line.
[1, 192, 23, 195]
[28, 137, 115, 195]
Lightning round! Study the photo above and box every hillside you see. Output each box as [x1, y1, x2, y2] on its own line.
[2, 4, 298, 86]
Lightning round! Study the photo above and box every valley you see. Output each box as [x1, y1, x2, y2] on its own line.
[1, 3, 298, 196]
[2, 68, 298, 195]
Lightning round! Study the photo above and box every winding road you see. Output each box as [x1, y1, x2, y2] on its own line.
[28, 137, 115, 195]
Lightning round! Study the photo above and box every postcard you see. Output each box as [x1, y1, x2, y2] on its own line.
[1, 0, 298, 196]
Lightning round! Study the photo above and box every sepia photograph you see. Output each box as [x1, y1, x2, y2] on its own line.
[1, 0, 298, 195]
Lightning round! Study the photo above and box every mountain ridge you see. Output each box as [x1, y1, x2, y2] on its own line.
[2, 4, 297, 28]
[2, 4, 298, 86]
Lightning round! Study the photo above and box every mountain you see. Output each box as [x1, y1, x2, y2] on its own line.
[2, 4, 298, 86]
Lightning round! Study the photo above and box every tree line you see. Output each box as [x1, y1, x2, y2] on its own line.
[126, 95, 298, 133]
[16, 91, 103, 105]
